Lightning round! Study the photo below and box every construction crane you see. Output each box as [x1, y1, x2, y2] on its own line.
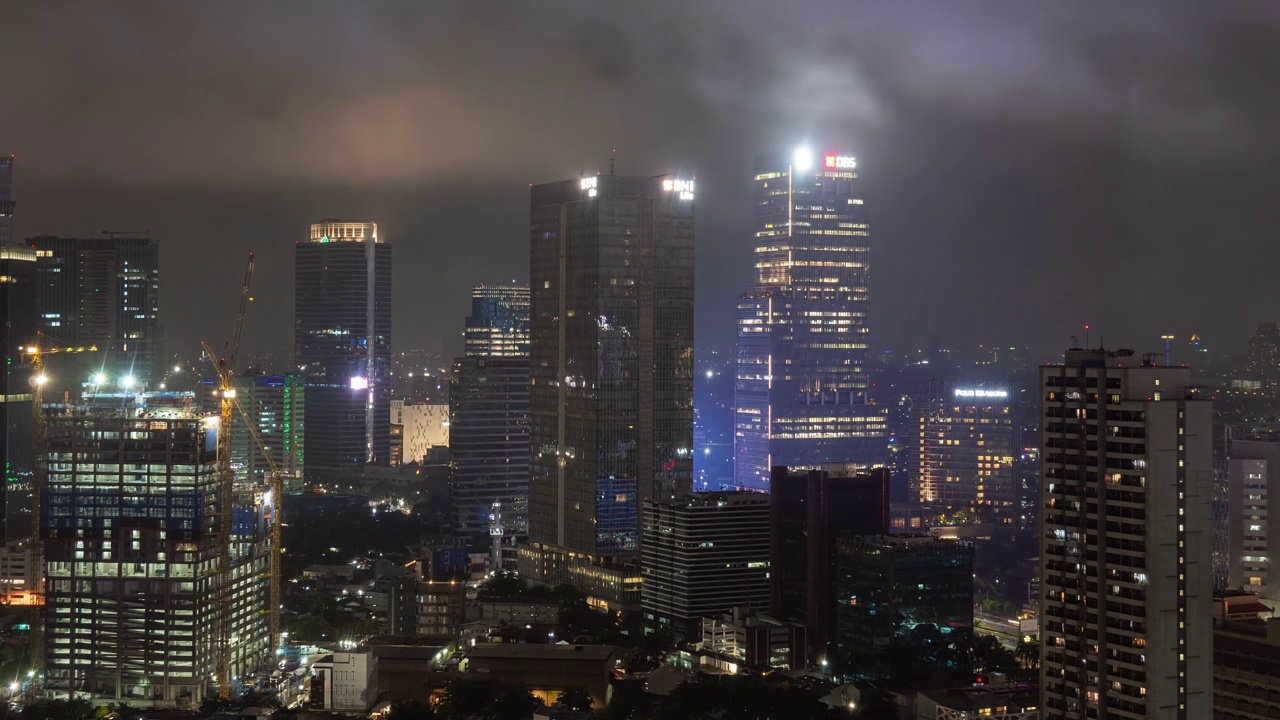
[202, 252, 255, 701]
[21, 340, 98, 678]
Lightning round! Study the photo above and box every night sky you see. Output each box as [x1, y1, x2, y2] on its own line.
[5, 2, 1280, 364]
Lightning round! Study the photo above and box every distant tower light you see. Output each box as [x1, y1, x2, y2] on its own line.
[793, 146, 814, 171]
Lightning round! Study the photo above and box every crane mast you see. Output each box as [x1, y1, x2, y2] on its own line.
[206, 252, 254, 701]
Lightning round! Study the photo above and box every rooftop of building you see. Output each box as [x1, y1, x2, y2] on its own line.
[917, 683, 1038, 711]
[0, 244, 35, 261]
[654, 491, 769, 509]
[530, 173, 696, 205]
[773, 463, 889, 479]
[1215, 625, 1280, 675]
[839, 533, 970, 550]
[1053, 346, 1193, 370]
[466, 643, 623, 662]
[53, 391, 205, 420]
[307, 220, 380, 243]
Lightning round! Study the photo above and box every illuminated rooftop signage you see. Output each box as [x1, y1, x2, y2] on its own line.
[662, 178, 695, 200]
[954, 388, 1008, 399]
[580, 177, 598, 197]
[824, 154, 857, 170]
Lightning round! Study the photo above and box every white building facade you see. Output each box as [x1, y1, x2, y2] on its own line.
[1039, 348, 1212, 719]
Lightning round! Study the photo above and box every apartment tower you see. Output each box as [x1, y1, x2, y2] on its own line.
[1039, 348, 1211, 719]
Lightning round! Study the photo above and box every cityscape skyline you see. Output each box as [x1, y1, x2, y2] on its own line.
[3, 4, 1280, 715]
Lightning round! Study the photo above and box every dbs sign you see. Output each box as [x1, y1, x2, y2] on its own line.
[824, 155, 857, 170]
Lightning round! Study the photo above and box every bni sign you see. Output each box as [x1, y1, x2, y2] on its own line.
[662, 178, 695, 200]
[824, 154, 857, 170]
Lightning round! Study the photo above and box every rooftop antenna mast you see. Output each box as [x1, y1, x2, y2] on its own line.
[609, 149, 616, 176]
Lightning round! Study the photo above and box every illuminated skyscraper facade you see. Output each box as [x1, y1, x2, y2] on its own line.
[734, 149, 885, 491]
[43, 392, 270, 704]
[520, 173, 694, 598]
[465, 285, 530, 358]
[913, 387, 1016, 526]
[294, 221, 391, 480]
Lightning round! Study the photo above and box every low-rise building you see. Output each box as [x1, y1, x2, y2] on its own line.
[915, 683, 1038, 720]
[369, 641, 446, 705]
[474, 601, 560, 626]
[310, 651, 375, 712]
[698, 608, 807, 672]
[418, 580, 467, 641]
[1214, 620, 1280, 720]
[0, 538, 39, 605]
[461, 644, 630, 711]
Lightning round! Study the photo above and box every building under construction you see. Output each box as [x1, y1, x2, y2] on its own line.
[42, 391, 270, 705]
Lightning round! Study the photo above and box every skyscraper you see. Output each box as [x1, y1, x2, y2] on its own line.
[770, 464, 889, 662]
[294, 221, 391, 480]
[913, 386, 1016, 527]
[43, 391, 270, 703]
[0, 245, 37, 542]
[520, 173, 694, 599]
[450, 357, 529, 536]
[734, 148, 886, 491]
[834, 534, 973, 679]
[0, 155, 14, 245]
[232, 373, 305, 488]
[1039, 348, 1212, 719]
[1247, 322, 1280, 378]
[450, 284, 532, 537]
[28, 235, 162, 392]
[1221, 424, 1280, 602]
[641, 492, 770, 639]
[465, 285, 530, 357]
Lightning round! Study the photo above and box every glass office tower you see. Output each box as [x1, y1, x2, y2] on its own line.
[521, 173, 694, 597]
[734, 150, 886, 490]
[451, 284, 532, 535]
[28, 235, 162, 393]
[465, 285, 530, 358]
[294, 221, 392, 480]
[0, 245, 37, 542]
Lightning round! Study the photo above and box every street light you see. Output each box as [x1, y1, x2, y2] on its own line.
[120, 375, 136, 389]
[92, 372, 106, 385]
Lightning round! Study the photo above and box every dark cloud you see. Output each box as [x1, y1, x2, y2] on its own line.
[3, 0, 1279, 363]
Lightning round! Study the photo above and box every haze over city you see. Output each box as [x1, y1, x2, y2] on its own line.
[6, 2, 1280, 360]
